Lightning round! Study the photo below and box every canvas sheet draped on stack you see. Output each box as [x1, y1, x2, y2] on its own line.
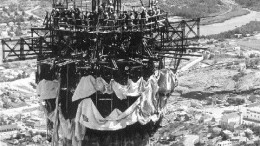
[37, 69, 177, 145]
[72, 69, 177, 102]
[74, 76, 160, 141]
[72, 76, 147, 101]
[36, 79, 60, 100]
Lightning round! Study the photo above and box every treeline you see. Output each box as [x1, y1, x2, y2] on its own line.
[123, 0, 224, 19]
[235, 0, 260, 11]
[206, 21, 260, 40]
[159, 0, 224, 18]
[235, 0, 259, 7]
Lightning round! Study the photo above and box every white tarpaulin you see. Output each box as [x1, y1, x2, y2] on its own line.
[74, 76, 160, 141]
[38, 69, 177, 144]
[73, 69, 177, 141]
[72, 69, 177, 102]
[72, 76, 146, 101]
[36, 79, 60, 100]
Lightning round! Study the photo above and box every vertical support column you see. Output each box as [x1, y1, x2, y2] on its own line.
[181, 20, 186, 46]
[175, 31, 184, 72]
[31, 29, 34, 54]
[197, 18, 200, 38]
[161, 28, 163, 51]
[20, 38, 25, 60]
[66, 0, 68, 9]
[116, 0, 118, 12]
[119, 0, 121, 12]
[86, 0, 88, 12]
[31, 29, 33, 38]
[111, 69, 113, 113]
[39, 36, 43, 56]
[0, 40, 4, 64]
[52, 72, 61, 146]
[141, 32, 144, 77]
[182, 31, 184, 52]
[66, 64, 69, 114]
[92, 0, 96, 12]
[181, 20, 185, 38]
[113, 0, 116, 12]
[81, 0, 83, 12]
[51, 30, 54, 55]
[166, 12, 168, 23]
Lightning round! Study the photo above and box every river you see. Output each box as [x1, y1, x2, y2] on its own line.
[200, 9, 260, 36]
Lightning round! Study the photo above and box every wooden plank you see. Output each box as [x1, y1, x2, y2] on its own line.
[8, 53, 37, 56]
[0, 40, 3, 64]
[3, 56, 38, 62]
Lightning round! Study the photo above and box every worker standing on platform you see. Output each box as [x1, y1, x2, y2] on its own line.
[60, 9, 66, 22]
[133, 9, 138, 25]
[84, 11, 90, 27]
[151, 0, 158, 7]
[53, 9, 60, 28]
[156, 7, 161, 15]
[98, 5, 104, 26]
[103, 12, 109, 26]
[140, 7, 147, 27]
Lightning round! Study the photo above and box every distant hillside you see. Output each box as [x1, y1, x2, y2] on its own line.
[123, 0, 227, 19]
[0, 0, 227, 20]
[235, 0, 260, 11]
[159, 0, 226, 18]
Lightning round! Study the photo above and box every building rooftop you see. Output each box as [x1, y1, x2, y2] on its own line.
[246, 102, 260, 107]
[243, 118, 260, 123]
[247, 107, 260, 114]
[0, 124, 19, 131]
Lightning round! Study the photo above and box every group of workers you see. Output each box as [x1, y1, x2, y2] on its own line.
[50, 3, 163, 30]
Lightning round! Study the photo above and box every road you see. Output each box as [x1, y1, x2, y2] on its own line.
[200, 0, 260, 35]
[168, 0, 260, 36]
[201, 9, 260, 36]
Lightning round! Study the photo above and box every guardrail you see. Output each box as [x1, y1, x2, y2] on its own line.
[168, 18, 200, 42]
[0, 36, 52, 64]
[48, 13, 168, 31]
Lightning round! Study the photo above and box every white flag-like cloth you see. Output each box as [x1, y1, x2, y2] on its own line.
[36, 79, 60, 100]
[74, 69, 177, 141]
